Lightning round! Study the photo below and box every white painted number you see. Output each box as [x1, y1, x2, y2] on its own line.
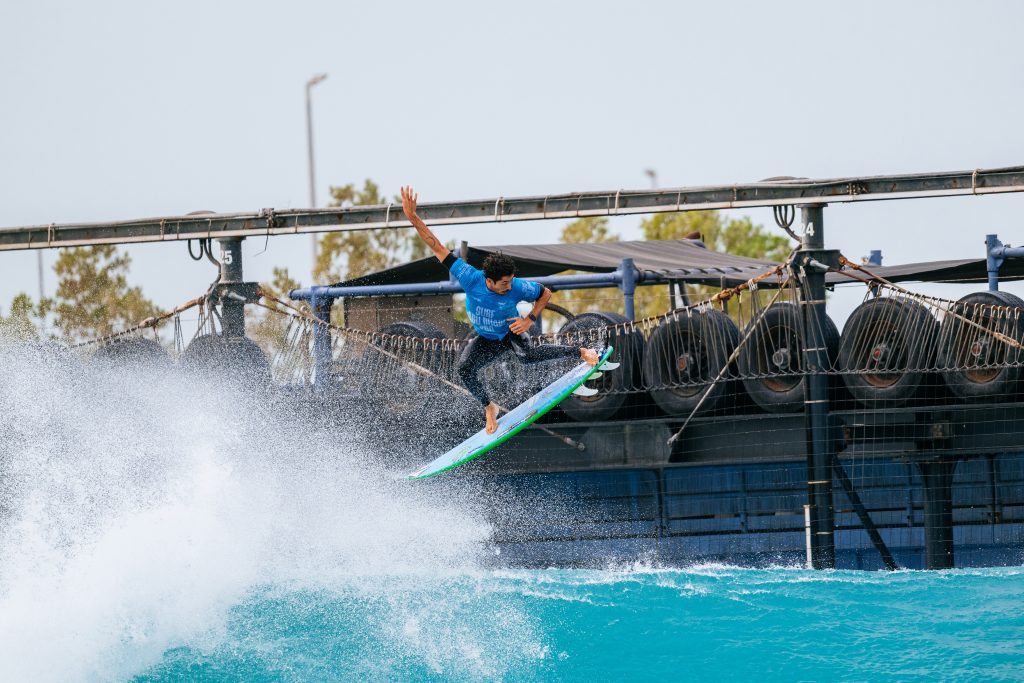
[804, 222, 815, 237]
[222, 249, 233, 264]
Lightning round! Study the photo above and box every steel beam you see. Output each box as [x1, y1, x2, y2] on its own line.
[3, 165, 1023, 252]
[217, 238, 245, 337]
[801, 205, 836, 569]
[290, 265, 665, 301]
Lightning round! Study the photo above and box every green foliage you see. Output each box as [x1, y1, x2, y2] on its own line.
[315, 179, 419, 283]
[560, 216, 619, 245]
[554, 217, 624, 321]
[0, 293, 46, 341]
[51, 245, 160, 342]
[641, 211, 791, 262]
[248, 266, 307, 359]
[638, 211, 792, 319]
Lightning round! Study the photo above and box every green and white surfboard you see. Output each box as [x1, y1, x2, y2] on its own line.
[407, 346, 615, 480]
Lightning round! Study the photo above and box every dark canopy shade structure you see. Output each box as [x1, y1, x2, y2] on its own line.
[336, 239, 1024, 289]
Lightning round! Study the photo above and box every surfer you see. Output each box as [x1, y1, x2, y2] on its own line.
[401, 186, 599, 434]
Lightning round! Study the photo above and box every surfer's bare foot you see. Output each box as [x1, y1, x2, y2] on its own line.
[580, 348, 599, 366]
[485, 402, 499, 434]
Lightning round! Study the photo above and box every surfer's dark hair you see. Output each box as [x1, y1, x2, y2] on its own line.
[482, 252, 516, 281]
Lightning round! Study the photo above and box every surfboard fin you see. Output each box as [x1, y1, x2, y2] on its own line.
[599, 361, 620, 371]
[588, 372, 603, 380]
[572, 385, 599, 397]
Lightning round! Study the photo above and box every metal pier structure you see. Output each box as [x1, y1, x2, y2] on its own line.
[1, 166, 1023, 251]
[5, 164, 1024, 570]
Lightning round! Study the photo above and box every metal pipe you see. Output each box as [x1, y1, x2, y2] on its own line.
[5, 165, 1024, 252]
[619, 257, 637, 320]
[311, 294, 332, 389]
[831, 453, 899, 570]
[289, 267, 671, 301]
[800, 204, 835, 570]
[984, 234, 1024, 291]
[217, 237, 245, 337]
[306, 73, 327, 279]
[917, 459, 957, 569]
[986, 234, 1002, 291]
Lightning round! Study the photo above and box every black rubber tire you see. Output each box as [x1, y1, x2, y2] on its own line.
[937, 290, 1024, 401]
[557, 311, 646, 422]
[642, 308, 740, 416]
[738, 303, 840, 413]
[92, 336, 172, 370]
[180, 333, 272, 389]
[366, 321, 447, 416]
[837, 297, 938, 408]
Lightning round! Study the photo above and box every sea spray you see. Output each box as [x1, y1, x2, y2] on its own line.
[0, 340, 543, 681]
[3, 341, 1024, 681]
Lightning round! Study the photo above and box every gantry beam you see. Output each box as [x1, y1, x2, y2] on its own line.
[2, 165, 1023, 251]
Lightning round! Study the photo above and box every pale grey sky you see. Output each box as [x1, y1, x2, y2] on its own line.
[2, 0, 1023, 325]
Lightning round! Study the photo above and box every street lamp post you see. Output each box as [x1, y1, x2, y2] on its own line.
[306, 73, 327, 274]
[644, 168, 658, 189]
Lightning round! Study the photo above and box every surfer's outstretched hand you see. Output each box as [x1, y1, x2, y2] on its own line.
[581, 348, 599, 366]
[401, 186, 418, 219]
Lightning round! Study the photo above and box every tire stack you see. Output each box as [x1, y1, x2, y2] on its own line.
[180, 333, 273, 391]
[642, 308, 741, 417]
[558, 311, 647, 421]
[936, 291, 1024, 401]
[836, 297, 939, 408]
[738, 302, 840, 413]
[366, 321, 447, 417]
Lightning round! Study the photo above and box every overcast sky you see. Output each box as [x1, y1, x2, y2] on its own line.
[2, 0, 1023, 326]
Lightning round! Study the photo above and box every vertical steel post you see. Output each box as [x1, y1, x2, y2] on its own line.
[620, 258, 637, 321]
[917, 458, 957, 569]
[217, 237, 245, 338]
[306, 73, 327, 279]
[311, 288, 333, 390]
[800, 205, 835, 569]
[986, 234, 1001, 291]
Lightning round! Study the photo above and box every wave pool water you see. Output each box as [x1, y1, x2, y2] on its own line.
[0, 342, 1022, 681]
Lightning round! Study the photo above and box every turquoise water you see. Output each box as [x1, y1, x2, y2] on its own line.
[1, 345, 1023, 681]
[129, 566, 1024, 682]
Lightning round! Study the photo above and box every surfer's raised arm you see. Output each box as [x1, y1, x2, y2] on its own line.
[401, 186, 451, 263]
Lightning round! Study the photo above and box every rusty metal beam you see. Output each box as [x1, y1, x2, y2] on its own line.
[2, 165, 1023, 252]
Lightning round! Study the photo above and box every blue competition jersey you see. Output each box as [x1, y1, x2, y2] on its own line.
[450, 258, 543, 340]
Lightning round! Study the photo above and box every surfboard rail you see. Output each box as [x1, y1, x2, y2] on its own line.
[407, 347, 615, 480]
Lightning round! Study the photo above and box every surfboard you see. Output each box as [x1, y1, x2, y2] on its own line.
[407, 346, 616, 480]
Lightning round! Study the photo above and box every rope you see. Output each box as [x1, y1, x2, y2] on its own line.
[667, 273, 793, 445]
[838, 257, 1024, 351]
[254, 294, 588, 452]
[71, 295, 206, 349]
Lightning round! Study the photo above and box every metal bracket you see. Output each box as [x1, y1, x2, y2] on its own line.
[799, 249, 842, 271]
[212, 281, 261, 305]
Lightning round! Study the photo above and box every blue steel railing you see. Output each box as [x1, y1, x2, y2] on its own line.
[288, 256, 773, 387]
[986, 234, 1024, 291]
[290, 258, 655, 385]
[290, 257, 652, 318]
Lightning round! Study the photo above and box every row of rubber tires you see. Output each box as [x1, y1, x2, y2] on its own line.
[92, 333, 273, 387]
[379, 290, 1024, 422]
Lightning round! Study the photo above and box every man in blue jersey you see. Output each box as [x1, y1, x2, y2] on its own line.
[402, 186, 599, 434]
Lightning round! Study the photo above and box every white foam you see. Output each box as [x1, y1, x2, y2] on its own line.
[0, 340, 522, 681]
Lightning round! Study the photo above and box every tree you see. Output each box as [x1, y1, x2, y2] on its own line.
[51, 245, 161, 342]
[553, 217, 624, 321]
[314, 180, 421, 284]
[637, 211, 791, 319]
[247, 266, 307, 362]
[0, 293, 47, 341]
[641, 211, 790, 262]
